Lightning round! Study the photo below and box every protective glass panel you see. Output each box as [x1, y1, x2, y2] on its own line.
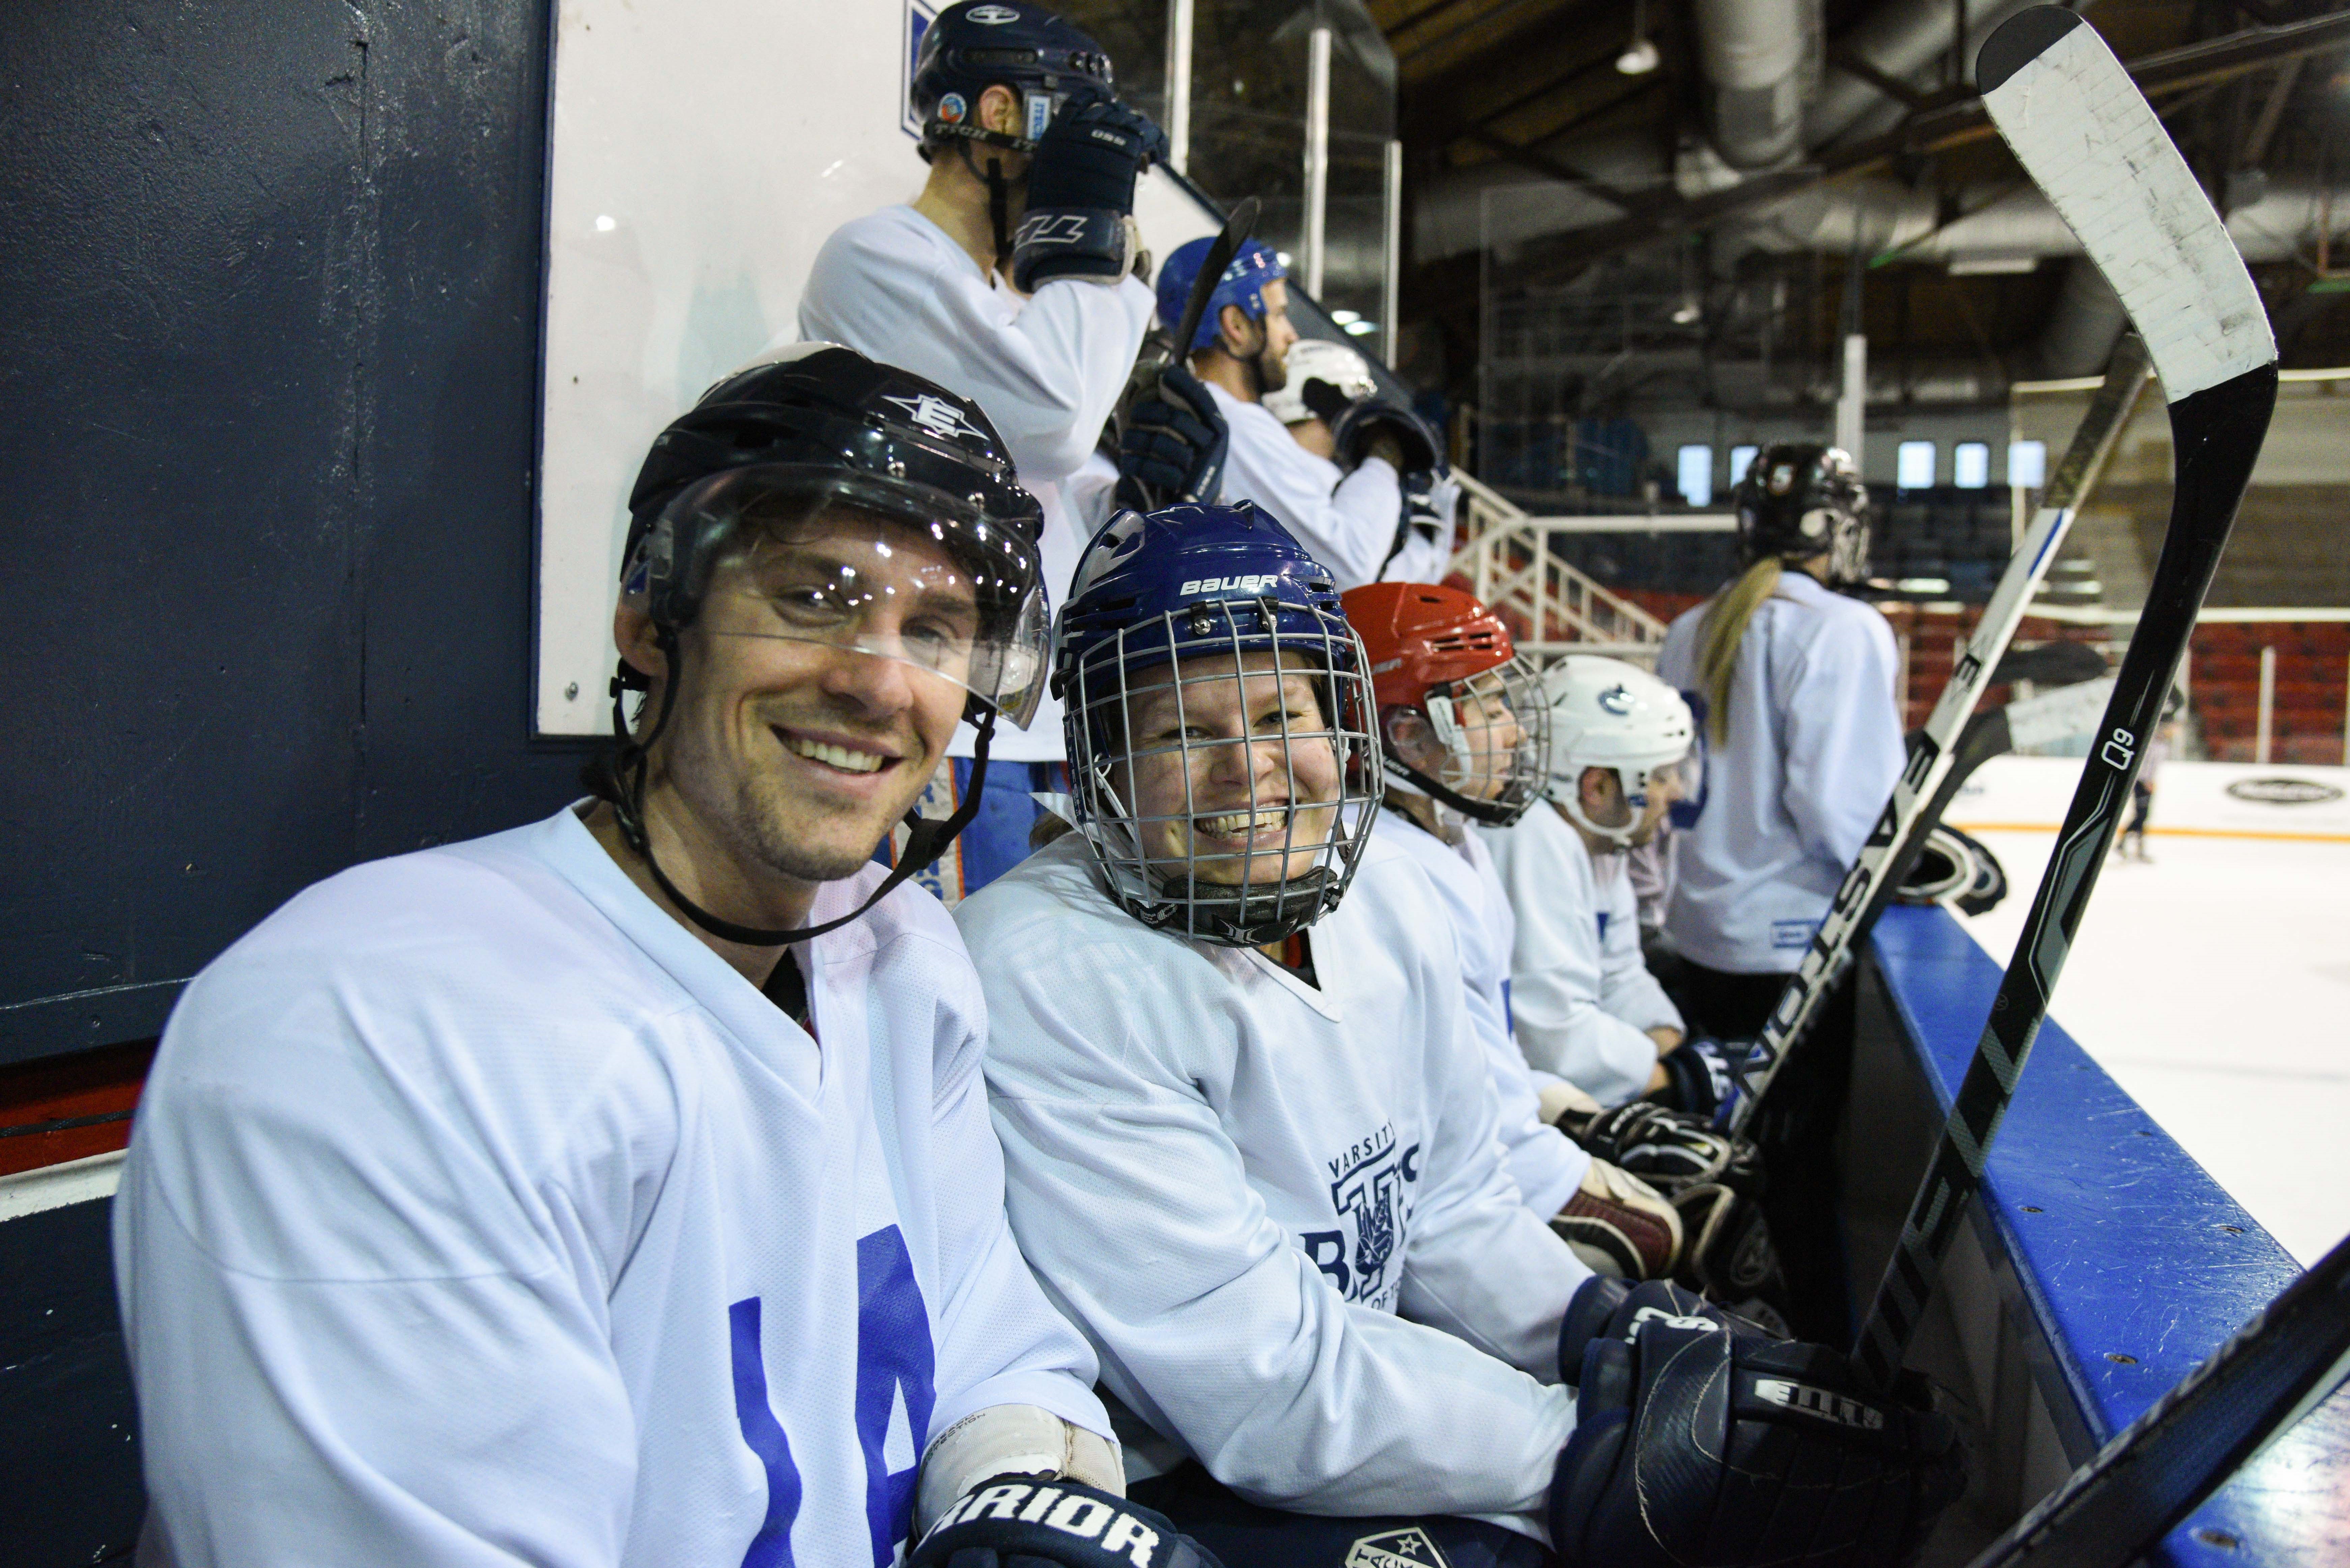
[1066, 602, 1382, 945]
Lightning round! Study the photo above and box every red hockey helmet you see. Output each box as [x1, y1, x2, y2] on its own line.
[1341, 582, 1549, 825]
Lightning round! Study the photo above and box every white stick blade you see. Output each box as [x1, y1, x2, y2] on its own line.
[1978, 9, 2275, 401]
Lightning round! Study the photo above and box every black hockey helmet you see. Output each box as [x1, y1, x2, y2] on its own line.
[622, 342, 1047, 727]
[910, 1, 1116, 160]
[1732, 443, 1871, 586]
[595, 343, 1048, 950]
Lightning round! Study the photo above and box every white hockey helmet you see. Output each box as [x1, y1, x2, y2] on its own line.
[1261, 338, 1377, 426]
[1543, 656, 1695, 848]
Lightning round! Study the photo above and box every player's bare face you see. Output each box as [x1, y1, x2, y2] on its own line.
[660, 511, 973, 887]
[1253, 280, 1299, 392]
[1116, 650, 1341, 888]
[1454, 686, 1526, 801]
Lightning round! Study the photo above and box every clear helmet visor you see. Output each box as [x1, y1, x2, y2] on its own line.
[634, 468, 1049, 728]
[1064, 605, 1383, 946]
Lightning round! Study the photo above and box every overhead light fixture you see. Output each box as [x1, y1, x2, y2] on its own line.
[1670, 296, 1700, 325]
[1342, 319, 1377, 336]
[1617, 0, 1658, 75]
[1329, 308, 1361, 324]
[1947, 255, 2039, 275]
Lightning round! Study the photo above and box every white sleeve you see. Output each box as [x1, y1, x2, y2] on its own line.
[924, 958, 1116, 1445]
[1394, 937, 1595, 1378]
[1377, 487, 1459, 585]
[114, 988, 643, 1567]
[1491, 820, 1664, 1107]
[980, 932, 1574, 1521]
[1594, 867, 1682, 1037]
[797, 220, 1153, 485]
[1782, 611, 1905, 871]
[1217, 403, 1404, 591]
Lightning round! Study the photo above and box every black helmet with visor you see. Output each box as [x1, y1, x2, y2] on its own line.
[595, 342, 1048, 947]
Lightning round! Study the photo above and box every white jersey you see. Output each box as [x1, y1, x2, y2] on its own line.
[1370, 806, 1589, 1218]
[1066, 445, 1122, 543]
[115, 806, 1110, 1568]
[1206, 383, 1437, 590]
[1655, 571, 1904, 974]
[956, 833, 1587, 1535]
[795, 204, 1156, 761]
[1480, 805, 1686, 1107]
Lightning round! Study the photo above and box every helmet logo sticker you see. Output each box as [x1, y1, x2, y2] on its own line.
[1598, 684, 1636, 716]
[1180, 573, 1281, 596]
[937, 92, 967, 124]
[1767, 463, 1796, 495]
[881, 392, 986, 443]
[967, 4, 1020, 22]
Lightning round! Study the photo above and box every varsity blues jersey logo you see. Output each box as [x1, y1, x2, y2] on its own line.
[1302, 1124, 1422, 1308]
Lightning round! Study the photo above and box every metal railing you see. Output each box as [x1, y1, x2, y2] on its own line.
[1449, 470, 1672, 665]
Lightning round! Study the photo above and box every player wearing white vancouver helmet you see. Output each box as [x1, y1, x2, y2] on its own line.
[1153, 241, 1454, 590]
[1341, 582, 1684, 1283]
[958, 503, 1963, 1568]
[114, 348, 1223, 1568]
[1263, 336, 1378, 459]
[794, 0, 1166, 902]
[1654, 441, 1903, 1344]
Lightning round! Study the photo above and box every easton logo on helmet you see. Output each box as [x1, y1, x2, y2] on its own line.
[1753, 1377, 1887, 1431]
[882, 392, 987, 443]
[2226, 777, 2345, 805]
[1180, 574, 1281, 596]
[1343, 1527, 1452, 1568]
[967, 4, 1020, 22]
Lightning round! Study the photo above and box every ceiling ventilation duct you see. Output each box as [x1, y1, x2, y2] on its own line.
[1693, 0, 1820, 170]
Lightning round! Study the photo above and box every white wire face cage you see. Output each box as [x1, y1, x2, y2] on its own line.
[1063, 600, 1385, 947]
[1387, 654, 1553, 826]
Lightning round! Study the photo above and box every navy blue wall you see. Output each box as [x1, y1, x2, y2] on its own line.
[0, 0, 581, 1066]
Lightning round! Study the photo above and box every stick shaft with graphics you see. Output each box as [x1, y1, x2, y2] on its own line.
[1724, 336, 2150, 1137]
[1852, 5, 2277, 1391]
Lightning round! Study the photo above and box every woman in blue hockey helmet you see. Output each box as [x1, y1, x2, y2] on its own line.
[1051, 500, 1383, 945]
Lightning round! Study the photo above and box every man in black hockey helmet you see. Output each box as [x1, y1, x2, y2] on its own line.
[796, 0, 1167, 903]
[115, 341, 1234, 1568]
[1733, 442, 1872, 586]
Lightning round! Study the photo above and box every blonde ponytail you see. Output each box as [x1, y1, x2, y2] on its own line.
[1696, 558, 1782, 744]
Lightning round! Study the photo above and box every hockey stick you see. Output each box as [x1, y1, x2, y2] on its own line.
[1720, 333, 2151, 1138]
[1965, 1229, 2350, 1568]
[1850, 4, 2278, 1391]
[1169, 195, 1259, 375]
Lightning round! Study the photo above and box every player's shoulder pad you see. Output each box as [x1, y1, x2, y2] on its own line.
[911, 1478, 1223, 1568]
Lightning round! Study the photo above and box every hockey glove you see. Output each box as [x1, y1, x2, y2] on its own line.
[1551, 1160, 1683, 1280]
[1115, 363, 1228, 511]
[1013, 92, 1169, 292]
[1550, 1282, 1965, 1568]
[1329, 399, 1441, 474]
[1650, 1036, 1749, 1126]
[912, 1477, 1224, 1568]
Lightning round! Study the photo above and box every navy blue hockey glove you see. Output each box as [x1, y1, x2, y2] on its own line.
[1651, 1036, 1749, 1127]
[1329, 399, 1440, 474]
[1013, 92, 1168, 291]
[1116, 363, 1228, 510]
[912, 1477, 1224, 1568]
[1550, 1281, 1965, 1568]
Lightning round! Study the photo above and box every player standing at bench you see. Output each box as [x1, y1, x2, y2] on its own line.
[1654, 443, 1903, 1343]
[114, 348, 1222, 1568]
[797, 0, 1164, 900]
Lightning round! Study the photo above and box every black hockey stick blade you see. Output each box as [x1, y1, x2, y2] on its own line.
[1990, 639, 2107, 688]
[1851, 5, 2278, 1391]
[1169, 196, 1259, 373]
[1722, 333, 2150, 1139]
[1966, 1230, 2350, 1568]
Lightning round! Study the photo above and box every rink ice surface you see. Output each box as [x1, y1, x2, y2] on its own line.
[1946, 756, 2350, 1267]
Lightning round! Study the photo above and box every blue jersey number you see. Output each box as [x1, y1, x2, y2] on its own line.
[729, 1226, 937, 1568]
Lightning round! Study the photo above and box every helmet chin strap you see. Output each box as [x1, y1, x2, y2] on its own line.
[957, 142, 1023, 273]
[600, 633, 995, 949]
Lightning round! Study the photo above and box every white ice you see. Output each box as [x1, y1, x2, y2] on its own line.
[1947, 756, 2350, 1266]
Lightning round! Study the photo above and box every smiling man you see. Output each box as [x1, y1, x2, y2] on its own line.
[113, 346, 1223, 1568]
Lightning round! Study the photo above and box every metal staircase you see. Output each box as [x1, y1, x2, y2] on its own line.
[1448, 471, 1671, 665]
